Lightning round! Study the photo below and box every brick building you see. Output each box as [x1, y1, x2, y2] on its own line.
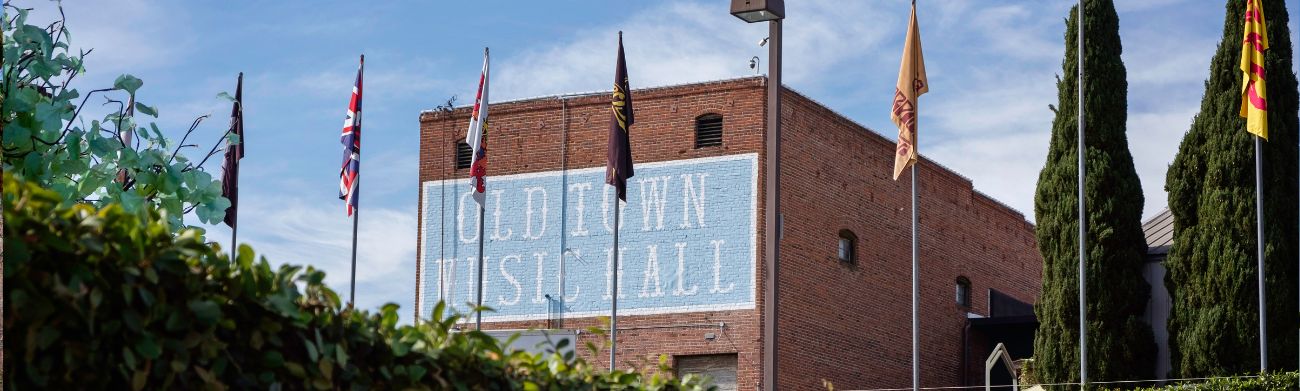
[415, 76, 1041, 390]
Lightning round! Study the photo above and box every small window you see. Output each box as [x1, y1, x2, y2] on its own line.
[455, 140, 472, 169]
[837, 229, 856, 263]
[956, 276, 972, 307]
[694, 114, 723, 148]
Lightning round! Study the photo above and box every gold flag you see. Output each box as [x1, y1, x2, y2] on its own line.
[891, 2, 929, 180]
[1239, 0, 1268, 139]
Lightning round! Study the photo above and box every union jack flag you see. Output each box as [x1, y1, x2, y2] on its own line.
[467, 49, 490, 205]
[339, 56, 363, 216]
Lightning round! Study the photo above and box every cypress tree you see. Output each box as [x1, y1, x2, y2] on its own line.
[1032, 0, 1155, 386]
[1164, 0, 1298, 376]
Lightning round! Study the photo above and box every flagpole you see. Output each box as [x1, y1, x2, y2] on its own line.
[1255, 136, 1268, 371]
[910, 158, 919, 391]
[231, 224, 238, 260]
[610, 200, 620, 370]
[230, 121, 237, 259]
[1076, 0, 1089, 387]
[231, 159, 238, 259]
[909, 4, 921, 390]
[350, 202, 359, 307]
[476, 204, 486, 330]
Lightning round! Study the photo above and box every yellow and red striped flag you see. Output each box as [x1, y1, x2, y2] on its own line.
[891, 2, 928, 180]
[1239, 0, 1269, 139]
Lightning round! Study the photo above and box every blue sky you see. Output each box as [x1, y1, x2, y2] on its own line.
[28, 0, 1300, 315]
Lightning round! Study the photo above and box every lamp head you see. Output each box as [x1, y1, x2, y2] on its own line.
[730, 0, 784, 22]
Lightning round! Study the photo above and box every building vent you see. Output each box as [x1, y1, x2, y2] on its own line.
[455, 140, 472, 169]
[694, 114, 723, 148]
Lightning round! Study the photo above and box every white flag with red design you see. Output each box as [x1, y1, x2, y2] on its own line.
[890, 3, 928, 180]
[467, 49, 490, 205]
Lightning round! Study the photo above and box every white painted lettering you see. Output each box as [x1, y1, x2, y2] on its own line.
[603, 247, 627, 300]
[672, 242, 699, 296]
[498, 255, 522, 306]
[601, 185, 626, 233]
[440, 258, 457, 303]
[639, 176, 671, 231]
[524, 187, 549, 240]
[640, 245, 665, 298]
[680, 173, 708, 228]
[561, 249, 581, 302]
[490, 189, 512, 240]
[710, 239, 734, 294]
[569, 182, 591, 237]
[457, 191, 481, 244]
[532, 252, 548, 304]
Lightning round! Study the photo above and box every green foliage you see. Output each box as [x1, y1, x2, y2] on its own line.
[1103, 372, 1299, 391]
[3, 173, 714, 390]
[1163, 0, 1299, 377]
[1, 2, 231, 229]
[1032, 0, 1155, 386]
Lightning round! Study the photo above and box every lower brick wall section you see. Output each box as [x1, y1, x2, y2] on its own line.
[774, 89, 1042, 390]
[476, 309, 761, 390]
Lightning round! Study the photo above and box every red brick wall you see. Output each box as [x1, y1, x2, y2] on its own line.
[777, 89, 1041, 390]
[418, 77, 768, 390]
[415, 77, 1041, 390]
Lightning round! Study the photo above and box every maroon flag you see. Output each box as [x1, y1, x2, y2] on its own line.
[221, 73, 244, 228]
[606, 32, 635, 201]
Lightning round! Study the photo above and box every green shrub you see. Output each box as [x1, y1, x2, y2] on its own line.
[3, 172, 713, 390]
[1104, 371, 1298, 391]
[1032, 0, 1155, 385]
[1163, 0, 1298, 376]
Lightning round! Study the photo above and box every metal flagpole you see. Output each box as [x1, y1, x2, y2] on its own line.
[347, 56, 363, 309]
[1255, 136, 1267, 371]
[611, 200, 621, 370]
[231, 160, 238, 260]
[1076, 0, 1089, 387]
[231, 224, 238, 260]
[911, 162, 919, 391]
[350, 203, 359, 307]
[476, 205, 487, 330]
[909, 5, 920, 389]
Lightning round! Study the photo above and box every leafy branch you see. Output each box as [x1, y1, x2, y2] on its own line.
[2, 1, 234, 228]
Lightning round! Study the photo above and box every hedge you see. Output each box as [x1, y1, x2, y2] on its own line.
[3, 172, 713, 390]
[1102, 371, 1298, 391]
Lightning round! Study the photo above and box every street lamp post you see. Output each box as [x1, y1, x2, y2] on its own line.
[730, 1, 783, 390]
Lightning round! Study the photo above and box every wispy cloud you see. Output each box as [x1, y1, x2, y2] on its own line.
[52, 0, 191, 85]
[490, 1, 896, 102]
[204, 197, 417, 313]
[491, 2, 756, 101]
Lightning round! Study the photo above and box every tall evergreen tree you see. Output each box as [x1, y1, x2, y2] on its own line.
[1164, 0, 1298, 376]
[1032, 0, 1155, 386]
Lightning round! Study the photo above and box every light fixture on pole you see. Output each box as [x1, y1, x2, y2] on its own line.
[730, 1, 783, 390]
[732, 0, 784, 22]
